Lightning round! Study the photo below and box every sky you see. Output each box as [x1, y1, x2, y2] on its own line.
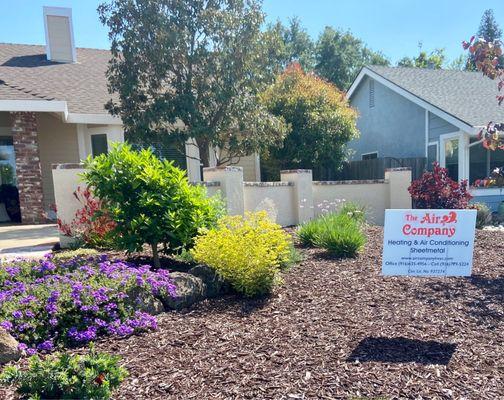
[0, 0, 503, 65]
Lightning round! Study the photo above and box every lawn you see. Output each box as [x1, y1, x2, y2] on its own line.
[2, 227, 500, 399]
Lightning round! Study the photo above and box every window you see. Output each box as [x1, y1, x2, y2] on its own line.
[91, 134, 108, 157]
[369, 79, 375, 108]
[362, 152, 378, 160]
[427, 142, 438, 170]
[444, 138, 459, 181]
[469, 138, 504, 183]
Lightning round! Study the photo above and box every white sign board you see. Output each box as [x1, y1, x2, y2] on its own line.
[382, 209, 476, 277]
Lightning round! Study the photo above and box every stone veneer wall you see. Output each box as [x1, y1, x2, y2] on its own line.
[10, 112, 46, 224]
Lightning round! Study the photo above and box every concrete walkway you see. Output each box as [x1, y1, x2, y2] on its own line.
[0, 224, 58, 261]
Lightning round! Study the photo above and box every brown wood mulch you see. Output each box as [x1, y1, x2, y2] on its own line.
[1, 227, 503, 399]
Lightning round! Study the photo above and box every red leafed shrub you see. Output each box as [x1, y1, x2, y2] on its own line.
[408, 163, 473, 209]
[57, 186, 116, 248]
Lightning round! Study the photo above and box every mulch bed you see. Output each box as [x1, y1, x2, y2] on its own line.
[2, 227, 503, 399]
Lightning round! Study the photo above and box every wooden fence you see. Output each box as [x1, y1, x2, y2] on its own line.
[314, 157, 427, 181]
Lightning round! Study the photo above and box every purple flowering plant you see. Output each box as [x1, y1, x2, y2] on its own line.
[0, 254, 176, 355]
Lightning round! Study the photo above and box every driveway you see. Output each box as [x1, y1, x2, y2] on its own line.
[0, 224, 59, 261]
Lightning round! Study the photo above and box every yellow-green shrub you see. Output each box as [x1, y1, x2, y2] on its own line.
[190, 211, 293, 297]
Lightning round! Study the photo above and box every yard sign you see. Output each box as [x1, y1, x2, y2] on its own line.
[382, 209, 477, 277]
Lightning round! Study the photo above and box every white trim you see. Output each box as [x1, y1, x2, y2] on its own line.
[0, 100, 123, 125]
[427, 141, 438, 163]
[347, 67, 477, 135]
[66, 113, 122, 125]
[361, 151, 378, 160]
[439, 131, 470, 182]
[43, 6, 77, 63]
[0, 100, 67, 114]
[470, 187, 504, 196]
[424, 110, 429, 157]
[76, 124, 88, 160]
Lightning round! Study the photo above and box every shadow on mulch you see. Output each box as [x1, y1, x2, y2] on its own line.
[414, 275, 504, 327]
[347, 337, 457, 365]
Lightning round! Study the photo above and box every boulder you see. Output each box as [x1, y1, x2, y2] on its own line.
[188, 264, 230, 298]
[126, 287, 165, 316]
[160, 272, 206, 310]
[0, 328, 21, 364]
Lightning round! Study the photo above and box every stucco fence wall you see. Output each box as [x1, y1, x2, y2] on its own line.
[52, 164, 412, 246]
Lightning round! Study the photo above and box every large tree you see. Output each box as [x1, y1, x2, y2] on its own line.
[98, 0, 288, 167]
[314, 27, 389, 90]
[260, 63, 359, 177]
[264, 17, 315, 72]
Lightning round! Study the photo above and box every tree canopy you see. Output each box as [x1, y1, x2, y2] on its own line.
[397, 48, 446, 69]
[98, 0, 288, 166]
[314, 27, 389, 90]
[260, 63, 359, 176]
[478, 9, 502, 42]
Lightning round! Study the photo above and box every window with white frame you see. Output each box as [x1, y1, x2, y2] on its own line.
[469, 138, 504, 183]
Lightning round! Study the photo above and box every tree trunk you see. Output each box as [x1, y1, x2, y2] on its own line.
[196, 138, 210, 167]
[151, 242, 161, 269]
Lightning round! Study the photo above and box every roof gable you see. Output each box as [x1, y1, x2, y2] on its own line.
[348, 66, 504, 131]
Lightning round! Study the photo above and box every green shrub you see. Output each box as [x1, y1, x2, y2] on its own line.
[339, 201, 366, 223]
[469, 202, 492, 229]
[0, 345, 127, 400]
[298, 212, 366, 257]
[83, 144, 223, 267]
[191, 212, 295, 297]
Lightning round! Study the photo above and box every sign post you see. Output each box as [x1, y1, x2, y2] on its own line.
[382, 209, 477, 277]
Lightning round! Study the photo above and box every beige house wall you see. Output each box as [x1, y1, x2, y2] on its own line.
[37, 113, 80, 212]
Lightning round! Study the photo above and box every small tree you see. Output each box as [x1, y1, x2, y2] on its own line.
[260, 63, 359, 176]
[98, 0, 288, 166]
[408, 163, 472, 209]
[397, 48, 446, 69]
[83, 144, 222, 267]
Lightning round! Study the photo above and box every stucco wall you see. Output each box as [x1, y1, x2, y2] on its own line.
[348, 76, 426, 160]
[37, 113, 80, 213]
[243, 183, 296, 226]
[313, 181, 390, 225]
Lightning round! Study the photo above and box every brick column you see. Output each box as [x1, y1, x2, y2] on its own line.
[10, 112, 46, 224]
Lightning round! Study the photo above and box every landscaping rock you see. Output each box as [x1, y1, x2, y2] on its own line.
[126, 287, 165, 316]
[188, 264, 230, 298]
[0, 328, 21, 364]
[160, 272, 206, 310]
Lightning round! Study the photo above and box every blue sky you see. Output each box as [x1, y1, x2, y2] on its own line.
[0, 0, 503, 65]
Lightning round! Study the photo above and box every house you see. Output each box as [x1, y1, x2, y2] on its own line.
[0, 6, 261, 225]
[347, 65, 504, 210]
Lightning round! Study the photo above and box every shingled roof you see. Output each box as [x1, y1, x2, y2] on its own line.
[352, 65, 504, 128]
[0, 43, 114, 114]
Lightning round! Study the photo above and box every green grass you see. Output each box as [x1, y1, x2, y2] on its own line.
[298, 205, 366, 257]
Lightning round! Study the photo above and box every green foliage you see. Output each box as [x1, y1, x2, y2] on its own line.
[315, 27, 389, 90]
[98, 0, 288, 166]
[397, 48, 446, 69]
[469, 202, 492, 229]
[266, 17, 316, 71]
[191, 212, 295, 297]
[52, 248, 99, 262]
[83, 144, 223, 267]
[477, 9, 502, 42]
[261, 63, 359, 173]
[0, 345, 127, 400]
[339, 202, 366, 223]
[298, 208, 366, 258]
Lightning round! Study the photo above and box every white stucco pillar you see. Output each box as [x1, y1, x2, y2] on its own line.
[385, 167, 412, 209]
[203, 166, 244, 215]
[280, 169, 314, 224]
